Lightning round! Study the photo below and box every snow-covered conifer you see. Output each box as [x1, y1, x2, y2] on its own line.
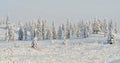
[6, 16, 10, 29]
[18, 23, 24, 40]
[8, 25, 15, 41]
[46, 29, 52, 40]
[103, 19, 108, 37]
[82, 23, 89, 38]
[76, 29, 80, 38]
[70, 22, 74, 38]
[66, 19, 71, 39]
[107, 20, 115, 44]
[93, 19, 101, 34]
[52, 22, 57, 39]
[98, 19, 103, 32]
[37, 18, 42, 40]
[30, 20, 36, 40]
[24, 23, 28, 40]
[63, 25, 67, 45]
[57, 25, 63, 39]
[41, 20, 48, 40]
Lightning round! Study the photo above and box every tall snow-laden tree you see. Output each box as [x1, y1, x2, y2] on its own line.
[42, 20, 45, 40]
[57, 25, 63, 39]
[70, 22, 74, 38]
[98, 19, 103, 32]
[52, 22, 57, 39]
[46, 29, 53, 41]
[93, 19, 101, 34]
[37, 18, 42, 40]
[8, 25, 15, 41]
[76, 28, 80, 38]
[24, 23, 28, 40]
[18, 23, 24, 40]
[76, 19, 84, 38]
[88, 20, 92, 34]
[46, 29, 52, 40]
[82, 23, 89, 38]
[63, 24, 67, 45]
[6, 16, 10, 29]
[50, 29, 53, 41]
[103, 19, 108, 37]
[66, 28, 71, 39]
[41, 20, 48, 40]
[30, 20, 37, 40]
[76, 23, 80, 38]
[107, 20, 115, 44]
[108, 20, 114, 32]
[66, 19, 71, 39]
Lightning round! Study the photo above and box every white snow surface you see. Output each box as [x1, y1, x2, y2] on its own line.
[0, 25, 120, 63]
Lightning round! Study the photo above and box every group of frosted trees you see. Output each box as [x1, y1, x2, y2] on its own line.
[3, 17, 117, 44]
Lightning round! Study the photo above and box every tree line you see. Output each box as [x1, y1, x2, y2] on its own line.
[1, 16, 117, 44]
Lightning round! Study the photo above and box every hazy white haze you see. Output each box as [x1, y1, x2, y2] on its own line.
[0, 0, 119, 29]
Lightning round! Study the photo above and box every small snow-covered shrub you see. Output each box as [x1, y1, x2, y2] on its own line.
[32, 38, 38, 48]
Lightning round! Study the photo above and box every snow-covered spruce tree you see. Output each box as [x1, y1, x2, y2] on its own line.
[93, 19, 101, 34]
[82, 23, 89, 38]
[87, 20, 92, 34]
[50, 30, 53, 41]
[103, 19, 108, 37]
[80, 22, 85, 38]
[32, 37, 38, 49]
[76, 19, 84, 38]
[63, 24, 67, 45]
[78, 19, 83, 29]
[52, 22, 57, 39]
[66, 19, 71, 39]
[6, 16, 10, 29]
[66, 28, 71, 39]
[46, 29, 51, 40]
[30, 21, 37, 40]
[18, 23, 24, 40]
[42, 20, 47, 40]
[24, 23, 28, 40]
[70, 22, 74, 38]
[107, 20, 115, 44]
[8, 25, 15, 41]
[76, 25, 80, 38]
[73, 24, 77, 34]
[57, 25, 63, 39]
[46, 29, 53, 44]
[98, 19, 103, 32]
[37, 18, 42, 40]
[76, 29, 80, 38]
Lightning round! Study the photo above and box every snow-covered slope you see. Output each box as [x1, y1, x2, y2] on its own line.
[0, 25, 120, 63]
[0, 39, 120, 63]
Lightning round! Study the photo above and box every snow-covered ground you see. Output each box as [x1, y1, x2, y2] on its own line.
[0, 25, 120, 63]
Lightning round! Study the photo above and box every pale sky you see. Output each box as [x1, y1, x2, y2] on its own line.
[0, 0, 119, 29]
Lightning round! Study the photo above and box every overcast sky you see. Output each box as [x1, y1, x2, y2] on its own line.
[0, 0, 119, 28]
